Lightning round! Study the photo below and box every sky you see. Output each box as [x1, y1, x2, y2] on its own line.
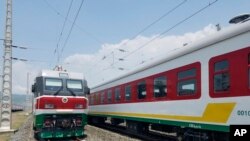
[0, 0, 249, 94]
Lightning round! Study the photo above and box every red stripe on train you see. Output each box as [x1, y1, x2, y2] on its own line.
[35, 96, 87, 109]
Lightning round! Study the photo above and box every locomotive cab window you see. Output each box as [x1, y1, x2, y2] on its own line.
[125, 85, 131, 101]
[137, 81, 147, 99]
[213, 60, 230, 92]
[154, 76, 167, 98]
[45, 78, 62, 91]
[66, 80, 83, 92]
[177, 68, 197, 95]
[115, 87, 121, 102]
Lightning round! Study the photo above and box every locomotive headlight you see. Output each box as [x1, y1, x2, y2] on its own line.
[44, 103, 55, 109]
[75, 104, 84, 109]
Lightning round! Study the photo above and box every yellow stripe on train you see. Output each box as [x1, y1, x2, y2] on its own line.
[89, 102, 236, 123]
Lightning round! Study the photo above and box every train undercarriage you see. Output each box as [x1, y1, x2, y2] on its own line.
[88, 116, 229, 141]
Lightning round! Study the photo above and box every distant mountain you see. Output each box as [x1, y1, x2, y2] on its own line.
[12, 94, 32, 106]
[0, 93, 32, 107]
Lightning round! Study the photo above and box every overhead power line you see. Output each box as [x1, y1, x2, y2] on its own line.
[12, 45, 27, 49]
[118, 0, 218, 61]
[87, 0, 187, 73]
[129, 0, 187, 40]
[43, 0, 102, 50]
[59, 0, 85, 60]
[110, 0, 187, 53]
[90, 0, 219, 79]
[54, 0, 74, 57]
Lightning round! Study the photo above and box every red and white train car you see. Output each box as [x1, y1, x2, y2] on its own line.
[88, 15, 250, 141]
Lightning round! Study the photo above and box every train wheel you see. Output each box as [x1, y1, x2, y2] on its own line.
[126, 120, 149, 133]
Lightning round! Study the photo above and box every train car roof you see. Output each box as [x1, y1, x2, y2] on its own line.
[91, 20, 250, 90]
[38, 70, 84, 79]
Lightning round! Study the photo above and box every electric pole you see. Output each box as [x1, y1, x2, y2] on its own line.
[0, 0, 13, 131]
[26, 72, 30, 113]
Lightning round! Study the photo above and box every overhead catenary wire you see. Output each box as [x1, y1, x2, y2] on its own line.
[122, 0, 187, 44]
[43, 0, 103, 66]
[43, 0, 102, 44]
[54, 0, 74, 61]
[87, 0, 187, 73]
[90, 0, 218, 80]
[59, 0, 85, 59]
[116, 0, 218, 63]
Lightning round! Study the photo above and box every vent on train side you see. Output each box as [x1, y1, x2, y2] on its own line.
[229, 13, 250, 24]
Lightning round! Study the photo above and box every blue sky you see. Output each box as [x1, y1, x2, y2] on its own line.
[0, 0, 249, 93]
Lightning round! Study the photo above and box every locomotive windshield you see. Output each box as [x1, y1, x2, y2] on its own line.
[43, 78, 84, 96]
[32, 69, 90, 98]
[32, 76, 89, 97]
[45, 78, 62, 91]
[66, 80, 83, 92]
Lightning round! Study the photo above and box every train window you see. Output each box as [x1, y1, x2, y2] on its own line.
[248, 54, 250, 64]
[154, 76, 167, 98]
[90, 95, 94, 105]
[89, 96, 91, 105]
[95, 93, 100, 104]
[214, 73, 230, 91]
[137, 81, 146, 99]
[248, 54, 250, 88]
[209, 47, 250, 98]
[178, 68, 196, 80]
[45, 78, 62, 91]
[125, 85, 131, 101]
[100, 92, 105, 104]
[213, 60, 230, 92]
[107, 90, 112, 103]
[249, 69, 250, 88]
[115, 87, 121, 102]
[214, 60, 229, 72]
[178, 79, 196, 95]
[177, 68, 197, 95]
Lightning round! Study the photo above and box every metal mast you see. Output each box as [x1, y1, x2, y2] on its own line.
[0, 0, 12, 130]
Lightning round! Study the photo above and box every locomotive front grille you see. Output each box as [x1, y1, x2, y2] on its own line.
[43, 114, 83, 129]
[57, 118, 72, 128]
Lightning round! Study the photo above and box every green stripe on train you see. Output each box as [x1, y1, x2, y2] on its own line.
[89, 113, 229, 132]
[39, 130, 85, 139]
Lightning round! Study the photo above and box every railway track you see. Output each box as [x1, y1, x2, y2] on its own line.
[10, 113, 176, 141]
[11, 115, 139, 141]
[90, 122, 178, 141]
[10, 114, 85, 141]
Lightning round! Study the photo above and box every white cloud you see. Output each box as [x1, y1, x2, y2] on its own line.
[11, 61, 40, 94]
[63, 24, 217, 88]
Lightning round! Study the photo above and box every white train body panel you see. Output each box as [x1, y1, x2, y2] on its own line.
[89, 21, 250, 132]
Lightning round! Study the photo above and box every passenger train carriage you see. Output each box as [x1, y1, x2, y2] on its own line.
[32, 67, 89, 140]
[88, 15, 250, 141]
